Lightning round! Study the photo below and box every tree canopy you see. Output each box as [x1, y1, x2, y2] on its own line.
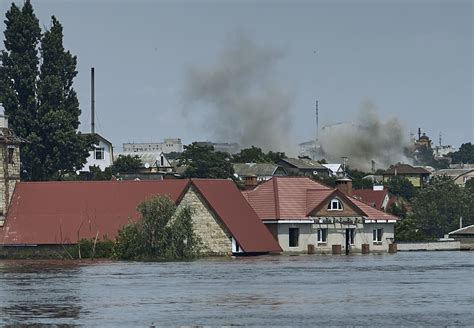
[449, 143, 474, 164]
[113, 196, 201, 260]
[410, 176, 474, 239]
[0, 1, 92, 180]
[177, 142, 234, 179]
[231, 146, 286, 163]
[383, 175, 416, 200]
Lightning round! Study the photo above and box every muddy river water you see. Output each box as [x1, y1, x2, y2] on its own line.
[0, 251, 473, 326]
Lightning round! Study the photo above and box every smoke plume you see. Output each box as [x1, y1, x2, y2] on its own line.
[319, 100, 411, 171]
[183, 36, 293, 152]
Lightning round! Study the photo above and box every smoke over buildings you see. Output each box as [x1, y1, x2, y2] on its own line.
[183, 36, 293, 152]
[319, 100, 411, 171]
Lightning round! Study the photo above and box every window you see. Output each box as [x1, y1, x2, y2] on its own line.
[317, 228, 328, 243]
[94, 147, 105, 160]
[7, 147, 14, 164]
[289, 228, 299, 247]
[373, 228, 383, 243]
[328, 198, 343, 211]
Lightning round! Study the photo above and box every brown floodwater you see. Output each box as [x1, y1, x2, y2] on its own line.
[0, 251, 473, 326]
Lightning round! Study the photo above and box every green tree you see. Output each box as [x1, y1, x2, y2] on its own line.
[0, 3, 93, 180]
[232, 146, 271, 163]
[36, 16, 91, 180]
[113, 196, 201, 260]
[178, 142, 233, 179]
[449, 142, 474, 164]
[266, 151, 286, 163]
[346, 168, 373, 189]
[384, 176, 416, 200]
[111, 154, 142, 174]
[0, 1, 42, 179]
[410, 176, 473, 239]
[465, 178, 474, 194]
[395, 217, 428, 242]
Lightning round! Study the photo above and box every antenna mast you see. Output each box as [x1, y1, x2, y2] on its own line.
[91, 67, 95, 134]
[315, 100, 319, 141]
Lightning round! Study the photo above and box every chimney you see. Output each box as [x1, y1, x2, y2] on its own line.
[335, 177, 353, 196]
[244, 176, 258, 190]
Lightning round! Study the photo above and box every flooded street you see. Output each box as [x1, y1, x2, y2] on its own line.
[0, 252, 473, 326]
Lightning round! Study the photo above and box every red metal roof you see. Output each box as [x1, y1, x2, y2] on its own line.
[0, 180, 189, 245]
[191, 179, 281, 253]
[244, 177, 399, 221]
[352, 189, 388, 210]
[0, 179, 281, 253]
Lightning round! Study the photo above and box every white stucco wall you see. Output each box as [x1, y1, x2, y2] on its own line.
[82, 139, 113, 172]
[272, 222, 395, 254]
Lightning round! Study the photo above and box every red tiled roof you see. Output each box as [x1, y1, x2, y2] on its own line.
[350, 197, 399, 221]
[243, 177, 331, 219]
[244, 177, 399, 221]
[191, 179, 281, 253]
[0, 179, 281, 253]
[352, 189, 388, 210]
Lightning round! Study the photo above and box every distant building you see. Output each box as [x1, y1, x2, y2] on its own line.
[233, 163, 287, 188]
[195, 141, 240, 154]
[298, 140, 323, 160]
[382, 163, 431, 188]
[0, 116, 27, 227]
[448, 225, 474, 250]
[432, 169, 474, 187]
[353, 186, 396, 211]
[276, 157, 330, 177]
[322, 163, 344, 177]
[81, 133, 114, 172]
[123, 138, 183, 153]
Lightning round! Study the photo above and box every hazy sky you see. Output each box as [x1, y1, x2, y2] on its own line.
[1, 0, 472, 152]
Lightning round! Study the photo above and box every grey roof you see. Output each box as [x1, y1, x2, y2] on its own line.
[233, 163, 283, 177]
[0, 127, 29, 144]
[449, 225, 474, 236]
[433, 169, 474, 179]
[279, 157, 327, 170]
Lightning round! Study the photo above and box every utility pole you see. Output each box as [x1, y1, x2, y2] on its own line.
[315, 100, 319, 141]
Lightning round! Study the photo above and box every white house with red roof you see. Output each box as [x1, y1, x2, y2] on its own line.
[243, 177, 399, 254]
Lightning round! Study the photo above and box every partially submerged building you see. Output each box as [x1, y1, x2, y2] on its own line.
[243, 177, 399, 254]
[0, 179, 281, 256]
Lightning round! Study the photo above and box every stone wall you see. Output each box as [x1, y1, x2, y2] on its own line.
[179, 186, 232, 255]
[0, 144, 20, 225]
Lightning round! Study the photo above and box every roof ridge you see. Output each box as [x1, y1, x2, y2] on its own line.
[273, 177, 280, 219]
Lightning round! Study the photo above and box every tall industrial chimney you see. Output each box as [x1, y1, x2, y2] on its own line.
[91, 67, 95, 134]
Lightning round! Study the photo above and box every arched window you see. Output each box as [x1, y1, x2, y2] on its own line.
[328, 198, 343, 211]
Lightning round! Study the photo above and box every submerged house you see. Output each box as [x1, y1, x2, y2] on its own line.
[0, 179, 281, 256]
[243, 177, 399, 254]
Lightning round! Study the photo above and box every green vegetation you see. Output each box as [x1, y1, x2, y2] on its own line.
[449, 142, 474, 164]
[231, 146, 286, 163]
[113, 196, 201, 260]
[346, 168, 373, 189]
[384, 176, 416, 200]
[395, 176, 474, 241]
[0, 1, 93, 180]
[177, 142, 234, 179]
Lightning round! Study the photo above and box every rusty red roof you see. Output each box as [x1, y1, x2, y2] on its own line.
[352, 189, 388, 210]
[244, 177, 399, 221]
[0, 179, 281, 253]
[191, 179, 281, 253]
[0, 180, 189, 245]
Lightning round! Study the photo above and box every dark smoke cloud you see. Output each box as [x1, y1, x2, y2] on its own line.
[319, 100, 411, 171]
[182, 36, 293, 152]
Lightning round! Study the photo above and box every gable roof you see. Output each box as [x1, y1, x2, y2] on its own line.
[278, 158, 327, 170]
[448, 225, 474, 236]
[0, 179, 281, 253]
[191, 179, 281, 253]
[352, 189, 389, 210]
[233, 163, 282, 177]
[433, 169, 474, 180]
[384, 164, 430, 175]
[83, 133, 113, 148]
[243, 177, 398, 221]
